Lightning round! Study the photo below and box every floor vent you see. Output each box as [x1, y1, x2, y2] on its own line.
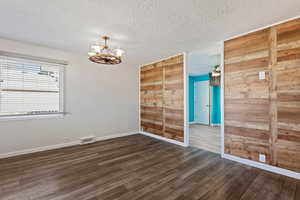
[80, 136, 96, 144]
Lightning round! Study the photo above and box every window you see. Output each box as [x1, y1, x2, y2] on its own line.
[0, 55, 65, 119]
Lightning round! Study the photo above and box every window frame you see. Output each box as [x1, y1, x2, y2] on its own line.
[0, 54, 66, 121]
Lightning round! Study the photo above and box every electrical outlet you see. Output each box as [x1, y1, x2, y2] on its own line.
[259, 71, 266, 80]
[259, 153, 266, 163]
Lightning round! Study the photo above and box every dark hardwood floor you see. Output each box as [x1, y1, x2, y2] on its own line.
[0, 134, 299, 200]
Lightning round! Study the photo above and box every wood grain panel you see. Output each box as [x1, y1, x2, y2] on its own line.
[224, 28, 271, 164]
[275, 18, 300, 172]
[140, 63, 163, 135]
[225, 17, 300, 173]
[140, 55, 184, 142]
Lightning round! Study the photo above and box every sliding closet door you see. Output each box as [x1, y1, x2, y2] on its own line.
[140, 54, 184, 143]
[224, 28, 272, 163]
[224, 17, 300, 173]
[140, 63, 164, 136]
[163, 55, 184, 142]
[275, 19, 300, 172]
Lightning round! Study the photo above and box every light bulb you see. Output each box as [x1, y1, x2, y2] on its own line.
[212, 72, 220, 77]
[88, 52, 96, 56]
[91, 45, 101, 53]
[114, 48, 125, 57]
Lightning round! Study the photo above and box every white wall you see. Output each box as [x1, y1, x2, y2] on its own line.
[0, 38, 139, 155]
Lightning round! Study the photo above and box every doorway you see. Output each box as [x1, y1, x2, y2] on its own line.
[187, 46, 221, 154]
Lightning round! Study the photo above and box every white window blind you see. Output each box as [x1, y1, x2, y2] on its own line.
[0, 55, 65, 118]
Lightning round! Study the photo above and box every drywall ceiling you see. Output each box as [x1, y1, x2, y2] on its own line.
[0, 0, 299, 67]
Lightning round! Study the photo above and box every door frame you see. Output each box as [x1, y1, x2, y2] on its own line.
[185, 50, 222, 150]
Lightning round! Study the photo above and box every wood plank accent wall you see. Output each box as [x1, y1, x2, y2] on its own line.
[224, 18, 300, 173]
[140, 55, 184, 142]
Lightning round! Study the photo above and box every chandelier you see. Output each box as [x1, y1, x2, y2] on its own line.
[88, 36, 125, 65]
[211, 65, 221, 77]
[209, 65, 221, 86]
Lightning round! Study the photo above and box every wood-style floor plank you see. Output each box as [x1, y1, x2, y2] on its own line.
[295, 181, 300, 200]
[0, 134, 299, 200]
[189, 124, 221, 154]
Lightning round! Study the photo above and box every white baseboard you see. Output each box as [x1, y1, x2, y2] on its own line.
[95, 132, 138, 142]
[210, 124, 221, 127]
[0, 141, 80, 159]
[140, 131, 187, 147]
[189, 121, 197, 124]
[0, 131, 138, 159]
[223, 154, 300, 180]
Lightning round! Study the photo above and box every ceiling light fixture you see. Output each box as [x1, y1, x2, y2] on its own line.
[88, 36, 125, 65]
[211, 65, 221, 77]
[209, 65, 221, 86]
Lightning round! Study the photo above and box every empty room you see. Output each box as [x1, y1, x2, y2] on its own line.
[0, 1, 300, 200]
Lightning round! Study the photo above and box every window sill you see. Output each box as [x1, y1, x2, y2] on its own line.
[0, 113, 65, 122]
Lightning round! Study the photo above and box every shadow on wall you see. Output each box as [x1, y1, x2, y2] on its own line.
[189, 74, 221, 124]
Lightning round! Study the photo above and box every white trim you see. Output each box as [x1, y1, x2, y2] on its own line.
[138, 66, 141, 132]
[189, 122, 220, 126]
[0, 113, 65, 122]
[220, 42, 225, 157]
[193, 122, 210, 126]
[223, 154, 300, 180]
[0, 140, 79, 159]
[140, 131, 187, 147]
[59, 65, 66, 114]
[94, 132, 138, 142]
[225, 15, 300, 41]
[0, 132, 138, 159]
[209, 85, 212, 125]
[183, 52, 189, 147]
[0, 50, 68, 65]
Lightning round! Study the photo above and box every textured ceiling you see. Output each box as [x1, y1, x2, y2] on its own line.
[0, 0, 299, 67]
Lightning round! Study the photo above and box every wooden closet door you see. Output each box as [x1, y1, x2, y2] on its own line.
[163, 55, 184, 142]
[140, 63, 164, 136]
[224, 17, 300, 173]
[140, 54, 185, 142]
[275, 18, 300, 172]
[224, 29, 272, 163]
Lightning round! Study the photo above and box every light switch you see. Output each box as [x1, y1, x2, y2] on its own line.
[259, 71, 265, 80]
